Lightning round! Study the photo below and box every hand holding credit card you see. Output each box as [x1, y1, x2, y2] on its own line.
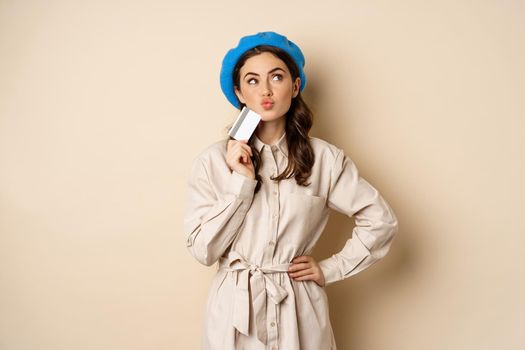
[228, 106, 261, 140]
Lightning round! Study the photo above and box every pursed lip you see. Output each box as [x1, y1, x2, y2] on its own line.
[261, 99, 274, 107]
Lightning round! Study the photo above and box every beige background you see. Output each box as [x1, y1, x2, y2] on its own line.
[1, 0, 524, 349]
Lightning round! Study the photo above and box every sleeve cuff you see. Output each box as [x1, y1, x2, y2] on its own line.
[227, 171, 258, 198]
[319, 235, 372, 286]
[318, 256, 343, 286]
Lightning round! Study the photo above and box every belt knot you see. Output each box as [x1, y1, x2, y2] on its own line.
[218, 251, 291, 345]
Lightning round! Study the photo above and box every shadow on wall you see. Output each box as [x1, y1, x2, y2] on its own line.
[305, 62, 416, 349]
[311, 198, 420, 349]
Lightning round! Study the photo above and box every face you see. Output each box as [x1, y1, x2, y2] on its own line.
[234, 52, 301, 123]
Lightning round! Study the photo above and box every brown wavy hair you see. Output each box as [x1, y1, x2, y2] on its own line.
[225, 45, 315, 194]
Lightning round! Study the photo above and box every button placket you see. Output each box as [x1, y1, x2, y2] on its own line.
[269, 150, 280, 262]
[266, 298, 279, 348]
[258, 143, 283, 349]
[261, 146, 280, 266]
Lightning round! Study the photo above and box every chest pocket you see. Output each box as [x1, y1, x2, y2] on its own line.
[288, 192, 327, 232]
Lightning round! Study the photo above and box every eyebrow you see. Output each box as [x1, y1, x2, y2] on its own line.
[243, 67, 285, 79]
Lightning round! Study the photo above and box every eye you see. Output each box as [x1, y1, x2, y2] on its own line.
[272, 74, 283, 81]
[247, 78, 257, 85]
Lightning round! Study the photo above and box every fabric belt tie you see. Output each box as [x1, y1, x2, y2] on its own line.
[218, 251, 290, 345]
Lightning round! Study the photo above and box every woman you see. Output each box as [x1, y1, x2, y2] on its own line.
[184, 31, 398, 350]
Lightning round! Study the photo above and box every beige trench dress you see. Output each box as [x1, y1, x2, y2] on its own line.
[183, 132, 398, 350]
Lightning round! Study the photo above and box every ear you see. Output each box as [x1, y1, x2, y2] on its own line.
[292, 77, 301, 98]
[234, 86, 246, 104]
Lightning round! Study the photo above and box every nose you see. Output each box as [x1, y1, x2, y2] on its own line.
[261, 79, 273, 96]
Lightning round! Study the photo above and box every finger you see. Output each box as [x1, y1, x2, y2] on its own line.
[235, 147, 248, 160]
[288, 262, 310, 272]
[229, 139, 245, 149]
[289, 268, 314, 278]
[233, 142, 249, 156]
[292, 256, 311, 264]
[241, 153, 247, 163]
[242, 149, 251, 163]
[239, 143, 253, 156]
[242, 150, 251, 163]
[227, 140, 235, 151]
[293, 274, 317, 281]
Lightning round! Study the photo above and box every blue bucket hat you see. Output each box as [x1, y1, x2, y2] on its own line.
[220, 31, 307, 109]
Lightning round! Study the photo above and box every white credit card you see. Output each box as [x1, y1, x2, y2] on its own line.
[228, 107, 261, 140]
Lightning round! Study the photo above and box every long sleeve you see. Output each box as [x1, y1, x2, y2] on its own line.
[183, 156, 258, 266]
[318, 149, 399, 285]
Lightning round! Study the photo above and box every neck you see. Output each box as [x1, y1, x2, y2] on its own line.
[255, 119, 286, 145]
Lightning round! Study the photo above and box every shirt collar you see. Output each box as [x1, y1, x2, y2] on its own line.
[253, 131, 288, 158]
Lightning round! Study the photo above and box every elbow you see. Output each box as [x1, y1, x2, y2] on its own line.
[197, 253, 219, 267]
[382, 205, 399, 243]
[390, 217, 399, 238]
[390, 212, 399, 240]
[187, 245, 219, 267]
[368, 219, 398, 260]
[185, 227, 218, 266]
[378, 219, 398, 258]
[380, 195, 399, 240]
[194, 257, 216, 267]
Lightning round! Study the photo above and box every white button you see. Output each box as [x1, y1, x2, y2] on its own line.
[270, 321, 276, 327]
[273, 191, 278, 195]
[271, 145, 278, 152]
[268, 240, 275, 246]
[273, 213, 278, 218]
